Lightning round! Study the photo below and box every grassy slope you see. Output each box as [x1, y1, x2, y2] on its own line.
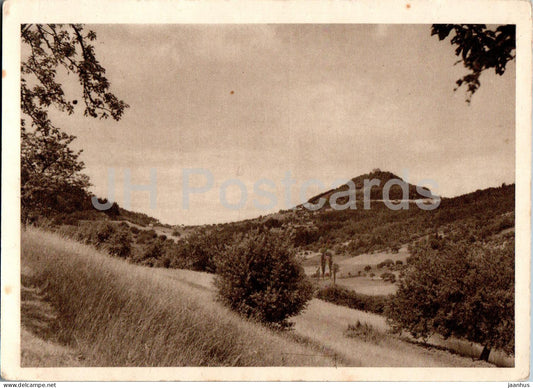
[156, 261, 508, 367]
[21, 228, 511, 368]
[21, 328, 83, 367]
[21, 228, 337, 367]
[292, 299, 513, 367]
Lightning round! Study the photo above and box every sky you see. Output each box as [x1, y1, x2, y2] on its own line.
[41, 24, 515, 225]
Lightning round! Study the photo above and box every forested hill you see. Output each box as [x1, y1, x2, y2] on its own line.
[33, 187, 164, 228]
[305, 169, 432, 207]
[208, 181, 514, 257]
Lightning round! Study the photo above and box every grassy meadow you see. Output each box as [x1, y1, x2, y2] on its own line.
[21, 227, 513, 367]
[21, 227, 338, 367]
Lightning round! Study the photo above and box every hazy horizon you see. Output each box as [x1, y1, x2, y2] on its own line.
[35, 24, 515, 225]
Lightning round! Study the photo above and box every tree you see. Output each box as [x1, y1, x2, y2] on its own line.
[21, 124, 90, 222]
[387, 240, 514, 361]
[332, 263, 340, 284]
[432, 24, 516, 103]
[182, 229, 230, 272]
[215, 230, 313, 328]
[21, 24, 128, 223]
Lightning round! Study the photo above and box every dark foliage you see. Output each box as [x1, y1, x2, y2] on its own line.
[105, 230, 133, 258]
[316, 285, 391, 315]
[431, 24, 515, 103]
[215, 230, 313, 328]
[21, 24, 128, 223]
[387, 238, 514, 357]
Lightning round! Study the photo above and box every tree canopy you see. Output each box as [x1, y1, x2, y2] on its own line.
[21, 24, 128, 222]
[387, 238, 514, 360]
[432, 24, 516, 103]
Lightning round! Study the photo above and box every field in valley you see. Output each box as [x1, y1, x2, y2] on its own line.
[20, 228, 511, 367]
[302, 250, 408, 295]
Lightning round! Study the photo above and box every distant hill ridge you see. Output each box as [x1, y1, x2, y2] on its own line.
[305, 169, 432, 207]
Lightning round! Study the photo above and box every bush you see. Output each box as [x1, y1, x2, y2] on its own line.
[380, 271, 396, 283]
[136, 229, 157, 244]
[134, 240, 164, 266]
[377, 259, 394, 269]
[345, 320, 386, 344]
[498, 215, 514, 231]
[316, 285, 391, 315]
[171, 229, 181, 237]
[264, 218, 282, 229]
[215, 230, 313, 328]
[182, 230, 229, 273]
[74, 221, 116, 247]
[105, 230, 133, 258]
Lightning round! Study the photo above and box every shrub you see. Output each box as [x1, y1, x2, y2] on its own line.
[93, 222, 116, 245]
[264, 218, 282, 229]
[345, 320, 386, 344]
[215, 230, 313, 328]
[135, 240, 164, 266]
[75, 221, 116, 247]
[171, 229, 181, 237]
[364, 265, 372, 272]
[498, 215, 514, 231]
[105, 230, 133, 258]
[316, 285, 391, 315]
[182, 230, 229, 273]
[136, 229, 157, 244]
[377, 259, 394, 269]
[380, 272, 396, 283]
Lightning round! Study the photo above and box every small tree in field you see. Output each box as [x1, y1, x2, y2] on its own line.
[215, 230, 313, 328]
[332, 263, 340, 284]
[387, 240, 514, 361]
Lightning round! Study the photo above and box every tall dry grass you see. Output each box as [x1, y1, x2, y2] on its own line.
[21, 227, 336, 366]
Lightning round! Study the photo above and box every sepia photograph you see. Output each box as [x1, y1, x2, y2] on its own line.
[2, 0, 531, 382]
